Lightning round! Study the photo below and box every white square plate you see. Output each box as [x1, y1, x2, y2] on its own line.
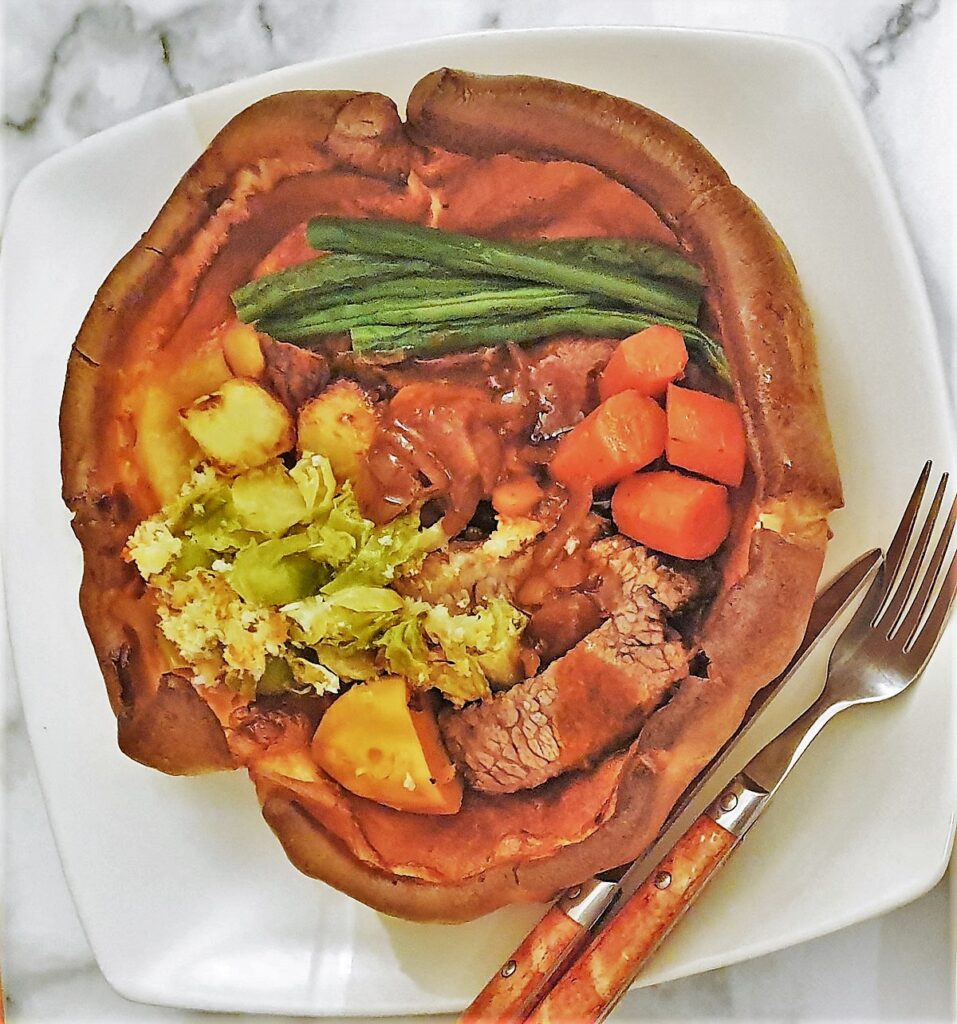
[4, 27, 955, 1018]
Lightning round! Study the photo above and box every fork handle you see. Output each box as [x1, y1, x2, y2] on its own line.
[525, 811, 741, 1024]
[459, 905, 586, 1024]
[459, 878, 619, 1023]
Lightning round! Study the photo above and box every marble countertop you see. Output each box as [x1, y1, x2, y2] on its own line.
[3, 1, 954, 1021]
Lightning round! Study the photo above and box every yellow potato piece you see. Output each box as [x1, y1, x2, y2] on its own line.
[256, 748, 323, 784]
[222, 322, 266, 379]
[136, 386, 203, 505]
[133, 347, 233, 503]
[297, 380, 377, 485]
[312, 675, 463, 815]
[180, 378, 294, 471]
[231, 461, 307, 534]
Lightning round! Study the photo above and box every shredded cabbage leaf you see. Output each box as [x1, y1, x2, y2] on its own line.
[126, 452, 527, 702]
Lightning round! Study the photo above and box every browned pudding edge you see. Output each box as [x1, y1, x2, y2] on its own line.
[60, 72, 842, 920]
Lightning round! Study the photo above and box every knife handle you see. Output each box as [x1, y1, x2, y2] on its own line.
[459, 878, 616, 1024]
[525, 813, 740, 1024]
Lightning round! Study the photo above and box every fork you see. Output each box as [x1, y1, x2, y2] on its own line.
[522, 462, 957, 1024]
[739, 460, 957, 800]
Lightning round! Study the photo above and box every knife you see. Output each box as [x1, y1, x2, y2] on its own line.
[460, 547, 881, 1024]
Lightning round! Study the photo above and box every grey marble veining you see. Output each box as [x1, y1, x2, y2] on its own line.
[3, 1, 952, 208]
[851, 0, 942, 102]
[3, 2, 955, 1022]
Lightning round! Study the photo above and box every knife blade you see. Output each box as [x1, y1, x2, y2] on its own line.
[459, 546, 881, 1024]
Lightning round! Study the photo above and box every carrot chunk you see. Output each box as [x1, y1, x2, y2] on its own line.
[491, 474, 544, 519]
[599, 326, 689, 400]
[666, 383, 747, 486]
[612, 470, 731, 560]
[550, 391, 667, 490]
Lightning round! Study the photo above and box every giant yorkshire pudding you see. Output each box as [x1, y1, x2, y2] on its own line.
[60, 71, 841, 922]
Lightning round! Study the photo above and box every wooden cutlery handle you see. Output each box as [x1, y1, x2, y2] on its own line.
[525, 814, 738, 1024]
[459, 903, 587, 1023]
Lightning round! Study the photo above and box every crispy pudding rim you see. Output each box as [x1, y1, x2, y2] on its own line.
[60, 69, 842, 922]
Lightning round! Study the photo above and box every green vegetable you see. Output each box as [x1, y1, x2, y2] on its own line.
[350, 310, 730, 383]
[471, 597, 530, 687]
[243, 274, 526, 323]
[288, 656, 340, 694]
[289, 453, 338, 520]
[169, 539, 216, 577]
[258, 286, 601, 341]
[523, 237, 703, 289]
[257, 655, 296, 695]
[231, 254, 433, 322]
[234, 219, 724, 380]
[231, 462, 307, 535]
[375, 596, 529, 703]
[422, 598, 526, 679]
[324, 586, 407, 614]
[127, 452, 529, 702]
[238, 218, 723, 377]
[380, 618, 432, 684]
[306, 217, 699, 320]
[283, 587, 404, 648]
[322, 515, 445, 594]
[233, 235, 702, 325]
[320, 488, 374, 555]
[428, 660, 491, 705]
[238, 250, 699, 327]
[230, 534, 327, 606]
[311, 644, 378, 681]
[176, 486, 250, 553]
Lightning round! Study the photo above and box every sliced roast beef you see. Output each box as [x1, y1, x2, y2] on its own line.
[261, 338, 330, 413]
[589, 536, 703, 615]
[440, 589, 686, 793]
[526, 337, 617, 440]
[439, 542, 693, 794]
[526, 591, 604, 663]
[394, 521, 541, 612]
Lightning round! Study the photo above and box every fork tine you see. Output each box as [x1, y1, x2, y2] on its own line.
[906, 546, 957, 665]
[837, 462, 934, 643]
[879, 473, 948, 636]
[901, 490, 957, 648]
[872, 461, 932, 622]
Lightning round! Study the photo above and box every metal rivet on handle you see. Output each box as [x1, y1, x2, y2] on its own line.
[566, 886, 582, 900]
[501, 960, 517, 978]
[654, 871, 672, 889]
[719, 791, 739, 812]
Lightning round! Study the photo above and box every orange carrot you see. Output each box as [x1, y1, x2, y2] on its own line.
[612, 470, 731, 560]
[551, 391, 667, 490]
[599, 326, 688, 400]
[666, 383, 747, 486]
[492, 475, 544, 518]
